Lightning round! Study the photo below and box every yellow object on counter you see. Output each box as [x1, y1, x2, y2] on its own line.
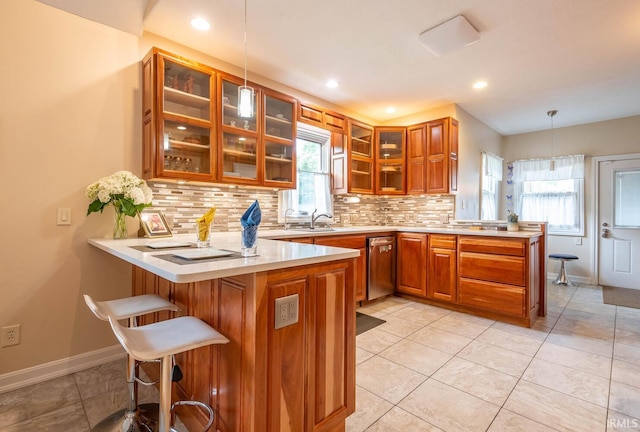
[196, 207, 216, 241]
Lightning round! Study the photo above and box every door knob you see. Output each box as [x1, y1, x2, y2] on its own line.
[602, 222, 609, 227]
[602, 228, 610, 238]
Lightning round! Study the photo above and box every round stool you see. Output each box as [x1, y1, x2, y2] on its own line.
[84, 294, 180, 432]
[108, 315, 230, 432]
[549, 254, 579, 286]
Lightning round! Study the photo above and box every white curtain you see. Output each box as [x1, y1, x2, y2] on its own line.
[512, 154, 584, 181]
[481, 152, 503, 220]
[512, 154, 584, 233]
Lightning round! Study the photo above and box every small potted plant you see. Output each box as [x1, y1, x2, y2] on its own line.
[507, 210, 519, 232]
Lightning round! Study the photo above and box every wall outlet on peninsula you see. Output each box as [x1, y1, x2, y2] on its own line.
[274, 294, 299, 329]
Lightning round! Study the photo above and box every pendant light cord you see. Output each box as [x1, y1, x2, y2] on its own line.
[243, 0, 248, 86]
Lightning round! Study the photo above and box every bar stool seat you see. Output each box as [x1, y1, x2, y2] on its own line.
[549, 254, 579, 286]
[84, 294, 179, 432]
[108, 315, 230, 432]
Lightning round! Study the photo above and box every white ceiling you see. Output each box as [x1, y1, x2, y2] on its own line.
[37, 0, 640, 135]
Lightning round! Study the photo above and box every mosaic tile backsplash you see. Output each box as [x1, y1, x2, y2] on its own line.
[149, 181, 456, 235]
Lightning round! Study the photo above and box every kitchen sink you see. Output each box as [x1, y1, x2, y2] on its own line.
[291, 227, 336, 232]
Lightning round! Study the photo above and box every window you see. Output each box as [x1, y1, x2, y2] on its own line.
[481, 151, 503, 220]
[512, 155, 585, 235]
[278, 123, 332, 222]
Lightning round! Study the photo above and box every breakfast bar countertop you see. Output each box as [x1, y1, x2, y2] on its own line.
[88, 232, 359, 283]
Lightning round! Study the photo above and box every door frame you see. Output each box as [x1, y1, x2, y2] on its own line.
[591, 152, 640, 285]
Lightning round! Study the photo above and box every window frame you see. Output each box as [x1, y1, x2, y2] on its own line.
[278, 123, 332, 224]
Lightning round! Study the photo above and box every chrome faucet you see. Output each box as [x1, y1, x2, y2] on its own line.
[310, 209, 333, 229]
[284, 208, 294, 230]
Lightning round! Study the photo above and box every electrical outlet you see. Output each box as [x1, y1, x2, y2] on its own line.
[274, 294, 299, 329]
[406, 214, 416, 223]
[440, 214, 449, 224]
[2, 324, 21, 347]
[342, 214, 351, 224]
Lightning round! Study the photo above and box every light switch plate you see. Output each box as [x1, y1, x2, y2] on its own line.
[57, 208, 71, 226]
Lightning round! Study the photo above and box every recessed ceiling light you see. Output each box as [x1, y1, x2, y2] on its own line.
[177, 125, 187, 130]
[191, 17, 210, 31]
[385, 107, 397, 114]
[473, 81, 488, 89]
[326, 79, 340, 88]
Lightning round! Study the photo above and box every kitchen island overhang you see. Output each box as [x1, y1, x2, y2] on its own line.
[89, 233, 359, 432]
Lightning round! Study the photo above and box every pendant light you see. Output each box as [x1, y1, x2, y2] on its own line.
[547, 109, 557, 171]
[238, 0, 255, 118]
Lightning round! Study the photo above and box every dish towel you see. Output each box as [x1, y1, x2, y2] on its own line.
[240, 200, 261, 248]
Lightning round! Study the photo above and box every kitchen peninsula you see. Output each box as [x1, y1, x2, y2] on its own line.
[89, 234, 359, 432]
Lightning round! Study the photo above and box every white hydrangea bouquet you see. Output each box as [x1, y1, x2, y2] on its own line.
[86, 171, 153, 238]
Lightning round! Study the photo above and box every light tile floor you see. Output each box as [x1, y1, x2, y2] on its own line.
[348, 282, 640, 432]
[1, 283, 639, 431]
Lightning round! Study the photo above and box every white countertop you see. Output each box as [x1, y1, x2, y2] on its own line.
[89, 233, 360, 283]
[260, 225, 544, 239]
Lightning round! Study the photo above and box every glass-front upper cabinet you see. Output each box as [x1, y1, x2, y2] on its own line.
[218, 75, 260, 185]
[142, 49, 216, 181]
[375, 127, 406, 194]
[349, 121, 374, 194]
[263, 90, 296, 187]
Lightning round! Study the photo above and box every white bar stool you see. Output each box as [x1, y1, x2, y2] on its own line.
[108, 314, 230, 432]
[84, 294, 180, 431]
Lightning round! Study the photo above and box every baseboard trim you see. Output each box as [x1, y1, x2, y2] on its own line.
[0, 345, 125, 394]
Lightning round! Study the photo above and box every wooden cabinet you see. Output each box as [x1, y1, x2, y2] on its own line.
[428, 235, 457, 302]
[458, 236, 537, 323]
[218, 74, 297, 188]
[142, 48, 217, 182]
[407, 117, 458, 194]
[133, 259, 355, 432]
[298, 103, 346, 133]
[396, 233, 428, 297]
[375, 127, 406, 194]
[330, 131, 348, 195]
[347, 120, 375, 194]
[314, 235, 367, 302]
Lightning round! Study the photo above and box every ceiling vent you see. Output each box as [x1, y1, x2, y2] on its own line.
[418, 15, 480, 57]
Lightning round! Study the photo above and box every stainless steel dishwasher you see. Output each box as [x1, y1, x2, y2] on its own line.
[367, 236, 396, 300]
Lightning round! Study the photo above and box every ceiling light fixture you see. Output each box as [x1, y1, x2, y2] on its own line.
[473, 81, 487, 89]
[238, 0, 255, 118]
[385, 107, 397, 114]
[177, 125, 187, 130]
[190, 17, 210, 31]
[326, 79, 340, 88]
[547, 109, 558, 171]
[418, 15, 479, 57]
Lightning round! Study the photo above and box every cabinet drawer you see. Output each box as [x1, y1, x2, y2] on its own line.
[459, 252, 526, 286]
[430, 234, 456, 249]
[314, 235, 366, 249]
[459, 278, 526, 317]
[459, 236, 526, 256]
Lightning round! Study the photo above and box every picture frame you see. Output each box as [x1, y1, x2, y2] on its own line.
[139, 209, 173, 238]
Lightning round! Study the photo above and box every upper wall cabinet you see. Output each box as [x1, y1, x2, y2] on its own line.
[142, 48, 217, 182]
[375, 127, 406, 195]
[217, 75, 297, 188]
[348, 120, 375, 194]
[298, 103, 346, 133]
[407, 117, 458, 195]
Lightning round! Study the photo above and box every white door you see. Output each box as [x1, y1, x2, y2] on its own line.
[598, 157, 640, 289]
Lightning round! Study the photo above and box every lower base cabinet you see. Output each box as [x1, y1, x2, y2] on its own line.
[133, 259, 356, 432]
[427, 235, 457, 302]
[396, 233, 427, 296]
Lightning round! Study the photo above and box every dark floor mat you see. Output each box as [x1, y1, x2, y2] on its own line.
[356, 312, 386, 336]
[603, 286, 640, 309]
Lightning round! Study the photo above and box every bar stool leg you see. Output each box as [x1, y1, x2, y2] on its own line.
[159, 354, 173, 432]
[554, 260, 573, 286]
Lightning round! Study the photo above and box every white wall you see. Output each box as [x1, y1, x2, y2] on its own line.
[502, 115, 640, 282]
